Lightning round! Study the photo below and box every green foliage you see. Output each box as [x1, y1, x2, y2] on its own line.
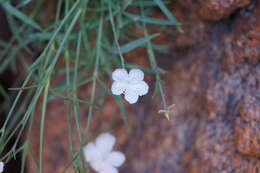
[2, 1, 41, 30]
[0, 0, 180, 172]
[114, 33, 159, 54]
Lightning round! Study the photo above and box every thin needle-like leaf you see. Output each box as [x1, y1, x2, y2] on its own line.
[114, 33, 159, 54]
[153, 0, 182, 31]
[2, 2, 41, 30]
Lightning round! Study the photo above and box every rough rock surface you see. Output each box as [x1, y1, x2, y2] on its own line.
[2, 0, 259, 173]
[198, 0, 253, 21]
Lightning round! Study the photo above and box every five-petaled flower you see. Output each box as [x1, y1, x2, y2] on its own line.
[111, 68, 149, 104]
[83, 133, 126, 173]
[0, 162, 4, 173]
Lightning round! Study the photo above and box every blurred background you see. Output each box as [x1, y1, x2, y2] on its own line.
[0, 0, 260, 172]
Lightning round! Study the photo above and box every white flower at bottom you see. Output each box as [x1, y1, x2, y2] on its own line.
[83, 133, 126, 173]
[0, 162, 4, 173]
[111, 68, 149, 104]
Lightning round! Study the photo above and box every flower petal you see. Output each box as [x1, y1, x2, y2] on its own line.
[129, 69, 144, 82]
[90, 159, 106, 172]
[95, 133, 116, 155]
[0, 162, 4, 173]
[130, 81, 149, 96]
[124, 88, 139, 104]
[83, 142, 100, 162]
[106, 151, 126, 167]
[100, 165, 118, 173]
[112, 68, 128, 82]
[111, 81, 127, 95]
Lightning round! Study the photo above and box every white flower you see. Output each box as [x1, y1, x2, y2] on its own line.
[0, 162, 4, 173]
[111, 68, 149, 104]
[83, 133, 126, 173]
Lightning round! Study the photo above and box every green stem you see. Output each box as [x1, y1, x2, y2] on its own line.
[108, 2, 125, 69]
[39, 78, 50, 173]
[83, 14, 103, 139]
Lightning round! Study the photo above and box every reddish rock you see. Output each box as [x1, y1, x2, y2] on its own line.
[238, 94, 260, 122]
[235, 93, 260, 156]
[198, 0, 252, 21]
[236, 125, 260, 156]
